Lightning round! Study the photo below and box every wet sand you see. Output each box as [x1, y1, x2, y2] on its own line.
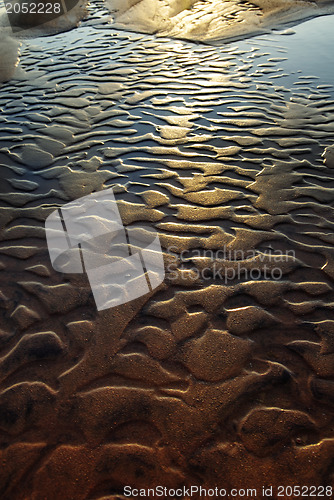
[0, 1, 334, 499]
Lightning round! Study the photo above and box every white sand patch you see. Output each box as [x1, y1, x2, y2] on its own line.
[105, 0, 334, 42]
[323, 145, 334, 168]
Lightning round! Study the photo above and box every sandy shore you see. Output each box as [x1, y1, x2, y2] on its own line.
[0, 2, 334, 498]
[107, 0, 334, 42]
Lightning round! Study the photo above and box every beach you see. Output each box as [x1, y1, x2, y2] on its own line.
[0, 1, 334, 497]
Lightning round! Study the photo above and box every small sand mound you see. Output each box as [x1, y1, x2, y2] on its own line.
[106, 0, 334, 42]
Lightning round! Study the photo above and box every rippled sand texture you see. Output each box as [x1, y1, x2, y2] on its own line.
[107, 0, 334, 42]
[0, 0, 89, 82]
[1, 11, 334, 499]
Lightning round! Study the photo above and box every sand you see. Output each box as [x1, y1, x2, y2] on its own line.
[0, 0, 334, 498]
[106, 0, 334, 41]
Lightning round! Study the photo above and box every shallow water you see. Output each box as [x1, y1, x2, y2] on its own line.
[0, 3, 334, 499]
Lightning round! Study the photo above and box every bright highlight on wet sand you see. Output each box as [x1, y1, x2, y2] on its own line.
[107, 0, 334, 41]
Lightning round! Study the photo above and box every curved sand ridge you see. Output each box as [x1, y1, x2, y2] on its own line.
[107, 0, 334, 42]
[0, 8, 334, 500]
[0, 0, 88, 82]
[1, 0, 334, 83]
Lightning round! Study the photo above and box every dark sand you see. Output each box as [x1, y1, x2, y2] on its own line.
[0, 1, 334, 498]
